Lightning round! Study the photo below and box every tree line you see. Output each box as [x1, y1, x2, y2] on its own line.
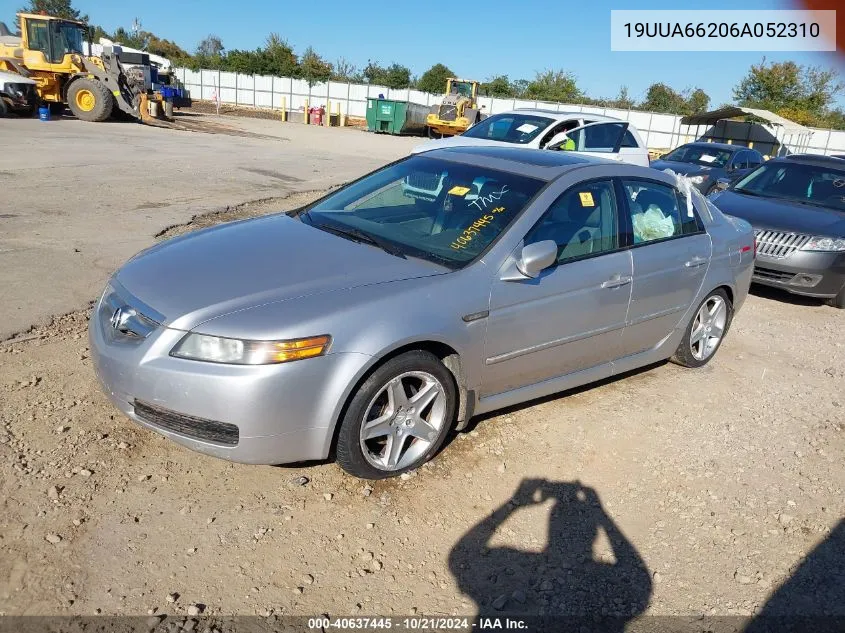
[14, 0, 845, 129]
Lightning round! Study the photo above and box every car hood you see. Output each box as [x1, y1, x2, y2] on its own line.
[649, 160, 713, 176]
[412, 136, 516, 154]
[710, 191, 845, 236]
[115, 214, 447, 331]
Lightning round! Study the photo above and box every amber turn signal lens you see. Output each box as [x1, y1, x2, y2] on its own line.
[269, 335, 331, 363]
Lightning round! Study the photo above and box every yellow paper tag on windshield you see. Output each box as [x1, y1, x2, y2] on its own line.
[579, 192, 595, 207]
[448, 186, 471, 196]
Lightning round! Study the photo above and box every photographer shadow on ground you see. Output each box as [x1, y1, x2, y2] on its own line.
[449, 479, 652, 630]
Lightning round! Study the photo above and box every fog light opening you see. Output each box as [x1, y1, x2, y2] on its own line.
[789, 274, 822, 288]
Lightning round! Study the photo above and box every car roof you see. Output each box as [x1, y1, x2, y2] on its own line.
[773, 154, 845, 169]
[501, 109, 621, 124]
[418, 145, 660, 182]
[679, 141, 745, 152]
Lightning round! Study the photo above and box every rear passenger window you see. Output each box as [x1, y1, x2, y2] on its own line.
[622, 180, 701, 244]
[621, 131, 638, 148]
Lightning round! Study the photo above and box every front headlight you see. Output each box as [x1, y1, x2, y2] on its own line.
[688, 175, 707, 185]
[801, 236, 845, 252]
[171, 333, 331, 365]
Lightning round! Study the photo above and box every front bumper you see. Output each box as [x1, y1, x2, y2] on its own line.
[752, 250, 845, 298]
[88, 296, 372, 465]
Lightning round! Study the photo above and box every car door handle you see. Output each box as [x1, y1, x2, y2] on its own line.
[685, 257, 708, 268]
[601, 274, 632, 289]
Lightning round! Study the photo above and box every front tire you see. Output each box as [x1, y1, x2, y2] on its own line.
[335, 350, 456, 479]
[67, 79, 114, 122]
[671, 289, 733, 368]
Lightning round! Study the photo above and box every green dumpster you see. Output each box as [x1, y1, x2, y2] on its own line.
[366, 98, 429, 135]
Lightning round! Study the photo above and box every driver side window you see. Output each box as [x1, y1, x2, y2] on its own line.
[524, 180, 619, 264]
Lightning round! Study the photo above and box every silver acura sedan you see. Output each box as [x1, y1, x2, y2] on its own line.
[90, 147, 755, 479]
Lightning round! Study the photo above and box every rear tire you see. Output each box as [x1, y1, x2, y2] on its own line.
[335, 350, 456, 479]
[67, 79, 114, 122]
[427, 127, 442, 139]
[671, 289, 733, 368]
[829, 286, 845, 309]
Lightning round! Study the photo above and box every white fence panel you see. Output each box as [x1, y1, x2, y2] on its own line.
[604, 108, 632, 120]
[291, 78, 310, 96]
[476, 96, 493, 112]
[348, 100, 367, 118]
[580, 105, 606, 115]
[236, 89, 253, 105]
[275, 76, 292, 95]
[367, 84, 390, 98]
[290, 93, 308, 110]
[255, 75, 273, 92]
[825, 130, 845, 152]
[220, 88, 237, 103]
[310, 81, 329, 99]
[219, 71, 237, 89]
[255, 90, 273, 108]
[388, 88, 409, 101]
[200, 70, 219, 87]
[513, 99, 536, 110]
[408, 90, 429, 104]
[329, 82, 348, 99]
[490, 98, 515, 114]
[348, 83, 368, 101]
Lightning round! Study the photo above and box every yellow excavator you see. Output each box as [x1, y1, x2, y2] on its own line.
[0, 12, 164, 122]
[425, 78, 485, 138]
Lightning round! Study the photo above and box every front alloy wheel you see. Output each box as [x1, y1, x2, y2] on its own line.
[336, 351, 456, 479]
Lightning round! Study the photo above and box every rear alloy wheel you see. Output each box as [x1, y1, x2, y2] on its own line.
[67, 79, 114, 122]
[671, 289, 733, 368]
[336, 351, 456, 479]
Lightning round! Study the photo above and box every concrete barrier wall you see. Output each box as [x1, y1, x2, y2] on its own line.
[174, 67, 845, 156]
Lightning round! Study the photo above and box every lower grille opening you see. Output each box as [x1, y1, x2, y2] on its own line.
[753, 266, 795, 282]
[133, 400, 239, 446]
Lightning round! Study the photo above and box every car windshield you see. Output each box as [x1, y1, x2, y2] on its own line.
[301, 155, 545, 268]
[732, 162, 845, 211]
[462, 114, 555, 144]
[664, 145, 733, 168]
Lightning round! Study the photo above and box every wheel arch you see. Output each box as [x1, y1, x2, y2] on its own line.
[324, 338, 471, 460]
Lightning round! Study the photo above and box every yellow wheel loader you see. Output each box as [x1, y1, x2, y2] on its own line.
[0, 13, 152, 122]
[425, 78, 485, 138]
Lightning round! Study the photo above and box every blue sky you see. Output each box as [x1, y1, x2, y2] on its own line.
[3, 0, 843, 107]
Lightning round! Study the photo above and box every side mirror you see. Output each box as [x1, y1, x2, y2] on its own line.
[517, 240, 557, 278]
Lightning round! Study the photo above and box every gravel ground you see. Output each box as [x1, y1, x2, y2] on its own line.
[1, 195, 843, 625]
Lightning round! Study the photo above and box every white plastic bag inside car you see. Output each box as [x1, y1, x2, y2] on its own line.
[632, 206, 676, 242]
